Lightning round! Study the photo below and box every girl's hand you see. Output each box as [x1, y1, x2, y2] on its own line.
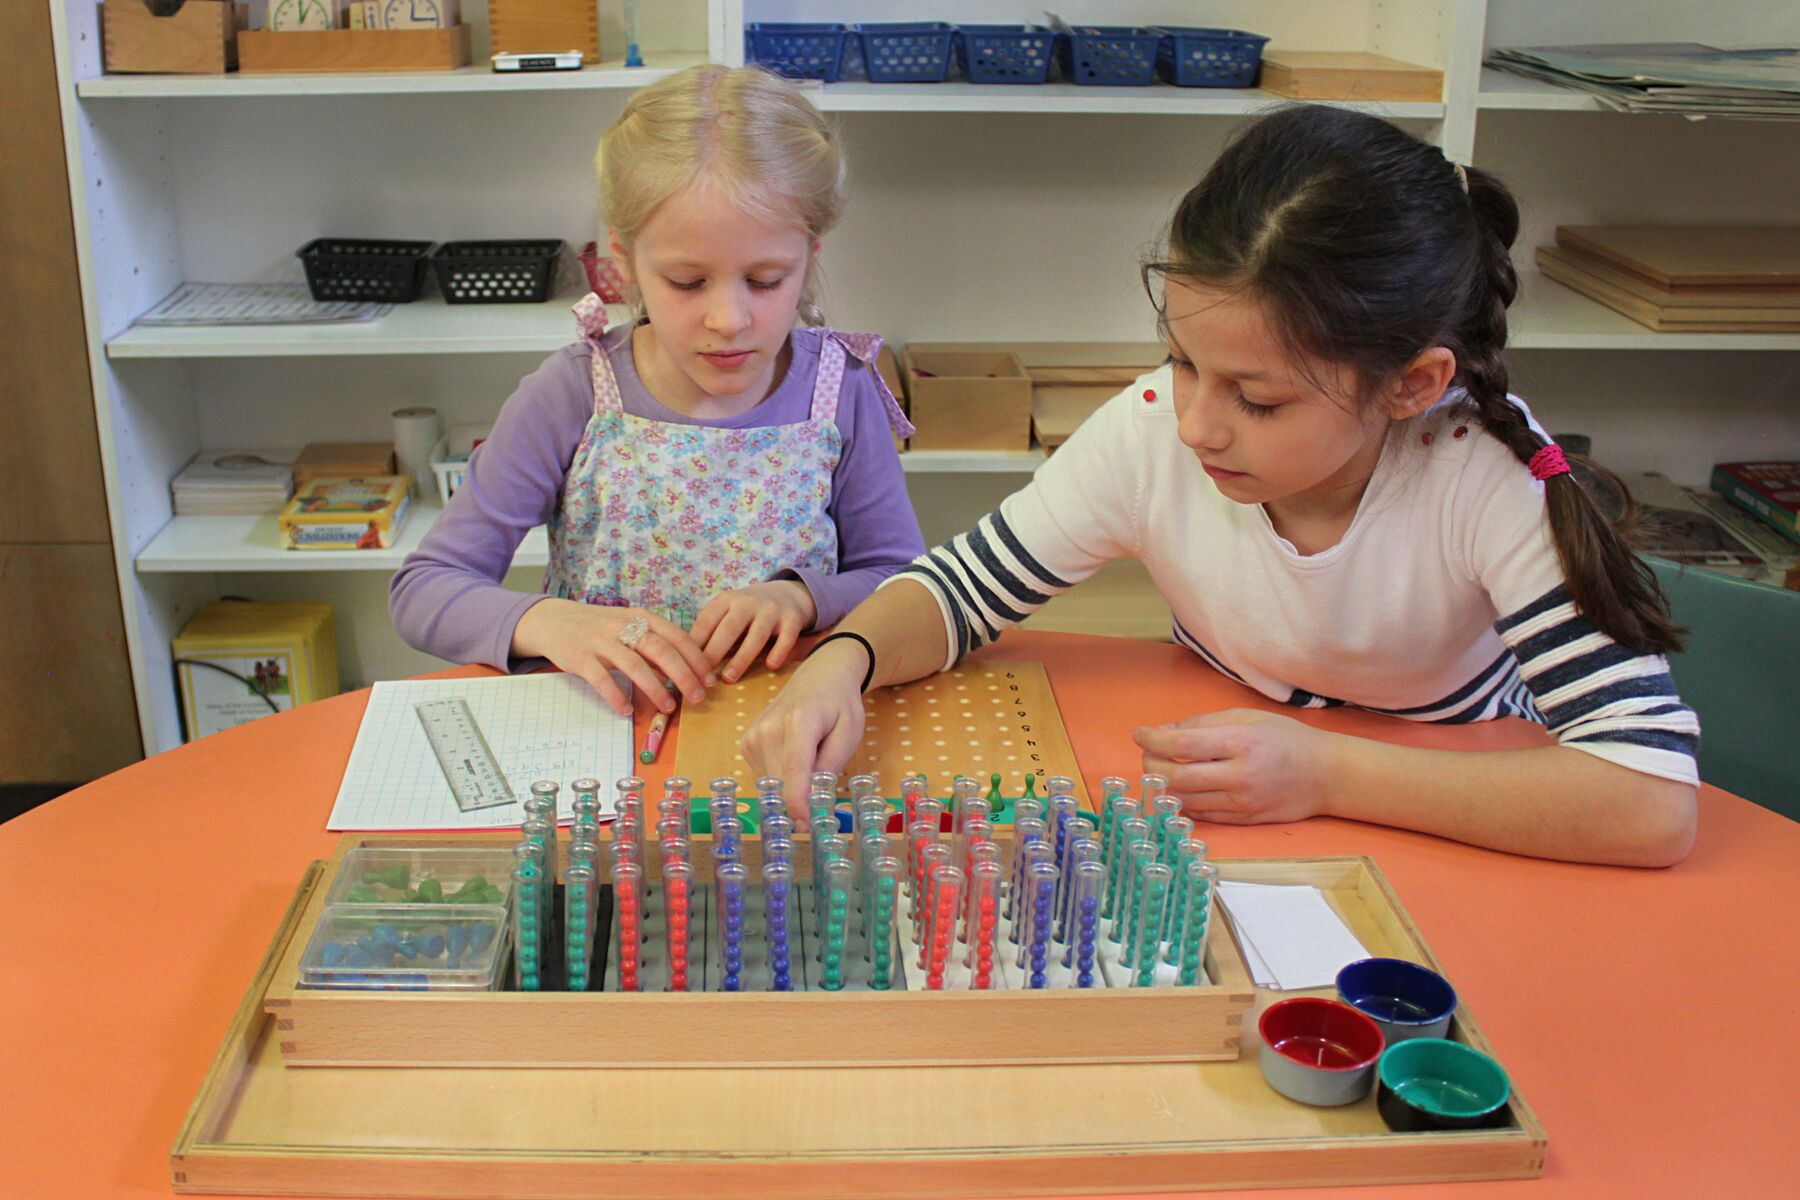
[511, 599, 713, 718]
[1133, 709, 1334, 825]
[689, 580, 818, 684]
[740, 638, 869, 827]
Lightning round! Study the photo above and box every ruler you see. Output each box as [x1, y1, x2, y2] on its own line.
[414, 698, 516, 813]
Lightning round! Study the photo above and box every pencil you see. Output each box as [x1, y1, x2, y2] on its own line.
[639, 680, 681, 764]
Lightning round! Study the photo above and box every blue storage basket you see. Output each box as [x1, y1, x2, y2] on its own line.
[855, 22, 955, 82]
[954, 24, 1056, 84]
[1057, 25, 1162, 86]
[745, 22, 851, 82]
[1152, 27, 1269, 88]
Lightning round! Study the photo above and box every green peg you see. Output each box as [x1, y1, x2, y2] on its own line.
[1021, 773, 1039, 801]
[416, 878, 443, 903]
[362, 864, 407, 890]
[346, 884, 377, 903]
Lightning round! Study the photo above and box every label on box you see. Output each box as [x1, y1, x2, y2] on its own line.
[178, 651, 297, 740]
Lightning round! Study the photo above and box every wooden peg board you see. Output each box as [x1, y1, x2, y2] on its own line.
[673, 660, 1090, 808]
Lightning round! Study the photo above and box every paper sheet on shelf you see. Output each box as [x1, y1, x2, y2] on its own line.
[1218, 881, 1371, 991]
[327, 673, 631, 831]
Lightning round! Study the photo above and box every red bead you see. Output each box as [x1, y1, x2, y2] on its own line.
[1142, 389, 1156, 402]
[1421, 432, 1434, 445]
[1453, 425, 1468, 439]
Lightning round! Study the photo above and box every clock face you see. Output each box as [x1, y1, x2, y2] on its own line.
[383, 0, 442, 26]
[272, 0, 331, 30]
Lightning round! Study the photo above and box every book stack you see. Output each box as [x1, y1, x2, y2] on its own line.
[1536, 226, 1800, 333]
[1712, 462, 1800, 549]
[1487, 44, 1800, 119]
[171, 450, 295, 516]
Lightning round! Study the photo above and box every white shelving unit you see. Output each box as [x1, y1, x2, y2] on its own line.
[48, 0, 1800, 756]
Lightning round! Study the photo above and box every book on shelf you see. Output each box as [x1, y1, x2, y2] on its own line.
[1487, 43, 1800, 118]
[171, 449, 296, 516]
[1618, 472, 1775, 581]
[1711, 462, 1800, 546]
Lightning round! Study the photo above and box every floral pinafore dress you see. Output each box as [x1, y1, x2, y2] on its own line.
[544, 294, 911, 630]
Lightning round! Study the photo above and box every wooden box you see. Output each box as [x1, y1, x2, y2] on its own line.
[489, 0, 600, 64]
[264, 830, 1255, 1067]
[292, 441, 396, 483]
[103, 0, 244, 75]
[902, 347, 1033, 451]
[176, 853, 1546, 1196]
[238, 25, 472, 73]
[1258, 51, 1443, 102]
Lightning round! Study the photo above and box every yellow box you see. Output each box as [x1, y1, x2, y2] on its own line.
[901, 347, 1033, 451]
[278, 475, 412, 550]
[172, 601, 338, 741]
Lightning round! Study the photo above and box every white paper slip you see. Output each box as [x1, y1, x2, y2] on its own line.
[328, 673, 633, 831]
[1217, 881, 1371, 991]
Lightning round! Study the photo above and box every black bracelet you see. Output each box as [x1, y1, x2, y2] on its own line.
[812, 631, 877, 694]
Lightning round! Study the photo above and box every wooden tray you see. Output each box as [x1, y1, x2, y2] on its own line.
[265, 831, 1255, 1066]
[675, 660, 1092, 810]
[176, 855, 1546, 1195]
[238, 25, 472, 73]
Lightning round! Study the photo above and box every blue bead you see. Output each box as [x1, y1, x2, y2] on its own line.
[1030, 972, 1047, 987]
[724, 976, 741, 992]
[774, 972, 791, 989]
[1077, 971, 1094, 987]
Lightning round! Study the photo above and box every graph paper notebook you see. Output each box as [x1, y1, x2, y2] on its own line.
[327, 674, 632, 831]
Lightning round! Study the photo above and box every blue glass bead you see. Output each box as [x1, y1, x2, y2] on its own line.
[1030, 971, 1047, 987]
[774, 972, 791, 990]
[1077, 970, 1094, 987]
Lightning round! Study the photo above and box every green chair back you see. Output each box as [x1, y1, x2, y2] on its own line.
[1644, 556, 1800, 820]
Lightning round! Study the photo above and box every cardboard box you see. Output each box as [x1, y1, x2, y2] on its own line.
[901, 348, 1032, 451]
[278, 476, 412, 550]
[172, 601, 338, 741]
[293, 441, 396, 484]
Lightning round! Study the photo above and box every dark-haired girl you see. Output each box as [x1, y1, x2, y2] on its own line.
[744, 105, 1698, 867]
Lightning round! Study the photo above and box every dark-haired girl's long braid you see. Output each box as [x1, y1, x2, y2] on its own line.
[1455, 167, 1683, 655]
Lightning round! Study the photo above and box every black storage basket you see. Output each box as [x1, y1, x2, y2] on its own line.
[297, 238, 434, 303]
[431, 240, 565, 304]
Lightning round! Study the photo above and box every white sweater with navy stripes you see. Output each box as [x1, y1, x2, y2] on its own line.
[887, 367, 1699, 786]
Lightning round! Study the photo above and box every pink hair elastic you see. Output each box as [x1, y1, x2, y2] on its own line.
[1529, 444, 1572, 482]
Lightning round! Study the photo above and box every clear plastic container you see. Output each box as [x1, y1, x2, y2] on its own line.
[299, 903, 510, 990]
[325, 846, 518, 908]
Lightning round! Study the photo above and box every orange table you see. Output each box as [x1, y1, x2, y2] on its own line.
[3, 631, 1796, 1199]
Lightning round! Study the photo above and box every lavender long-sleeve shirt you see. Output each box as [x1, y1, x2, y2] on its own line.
[389, 324, 925, 671]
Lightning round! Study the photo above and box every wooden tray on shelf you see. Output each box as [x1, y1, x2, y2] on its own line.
[175, 852, 1546, 1196]
[238, 25, 472, 73]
